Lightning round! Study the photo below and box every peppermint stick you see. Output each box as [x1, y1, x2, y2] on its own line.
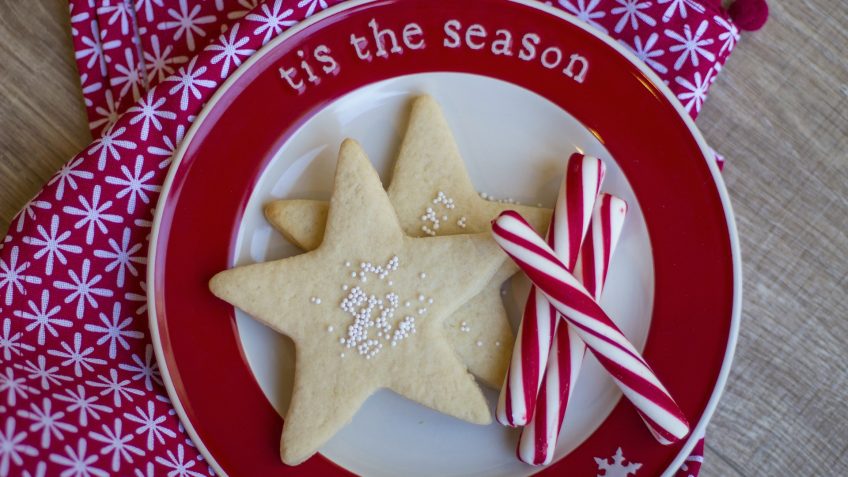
[492, 211, 690, 445]
[496, 154, 604, 426]
[518, 194, 628, 464]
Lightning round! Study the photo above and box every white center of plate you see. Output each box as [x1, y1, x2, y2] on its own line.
[233, 73, 654, 476]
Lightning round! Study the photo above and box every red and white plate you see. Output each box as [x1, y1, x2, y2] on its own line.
[148, 0, 741, 475]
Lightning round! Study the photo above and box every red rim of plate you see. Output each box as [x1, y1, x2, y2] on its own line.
[148, 0, 741, 475]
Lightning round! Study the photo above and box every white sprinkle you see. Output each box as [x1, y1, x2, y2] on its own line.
[476, 341, 483, 347]
[388, 281, 393, 286]
[495, 341, 501, 346]
[405, 301, 412, 307]
[327, 325, 334, 332]
[345, 261, 351, 267]
[427, 298, 434, 304]
[340, 353, 345, 358]
[351, 271, 357, 278]
[419, 272, 427, 279]
[418, 294, 425, 301]
[342, 285, 349, 291]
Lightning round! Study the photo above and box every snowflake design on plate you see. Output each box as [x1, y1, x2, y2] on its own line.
[595, 448, 642, 476]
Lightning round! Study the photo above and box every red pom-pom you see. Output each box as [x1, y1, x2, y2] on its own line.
[729, 0, 769, 31]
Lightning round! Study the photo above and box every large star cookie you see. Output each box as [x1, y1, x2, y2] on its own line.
[210, 139, 504, 465]
[265, 96, 552, 388]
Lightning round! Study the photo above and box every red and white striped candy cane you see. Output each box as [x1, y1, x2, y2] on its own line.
[492, 211, 690, 445]
[496, 154, 605, 427]
[518, 194, 628, 464]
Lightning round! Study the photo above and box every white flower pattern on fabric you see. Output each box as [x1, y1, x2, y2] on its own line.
[48, 438, 108, 477]
[0, 417, 39, 477]
[297, 0, 329, 17]
[14, 290, 72, 346]
[93, 227, 146, 288]
[0, 247, 42, 307]
[48, 158, 95, 202]
[16, 398, 78, 448]
[78, 74, 102, 108]
[89, 91, 121, 134]
[675, 69, 712, 113]
[610, 0, 656, 33]
[143, 35, 190, 84]
[111, 48, 145, 102]
[123, 281, 148, 316]
[54, 385, 112, 428]
[558, 0, 609, 34]
[157, 0, 217, 52]
[97, 1, 133, 36]
[713, 14, 739, 56]
[124, 400, 176, 451]
[147, 124, 187, 169]
[128, 92, 177, 141]
[86, 369, 144, 408]
[47, 333, 107, 378]
[0, 367, 41, 407]
[23, 216, 83, 277]
[206, 24, 256, 78]
[165, 58, 217, 111]
[665, 20, 715, 70]
[83, 303, 144, 360]
[14, 198, 52, 234]
[118, 345, 162, 391]
[13, 356, 71, 391]
[0, 319, 35, 362]
[53, 259, 115, 319]
[69, 4, 90, 38]
[656, 0, 704, 23]
[89, 418, 144, 471]
[62, 186, 124, 246]
[619, 32, 667, 74]
[105, 157, 161, 215]
[155, 444, 205, 477]
[75, 21, 120, 77]
[135, 0, 166, 23]
[246, 0, 296, 45]
[87, 126, 138, 172]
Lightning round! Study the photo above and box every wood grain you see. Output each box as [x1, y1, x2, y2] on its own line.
[0, 1, 845, 475]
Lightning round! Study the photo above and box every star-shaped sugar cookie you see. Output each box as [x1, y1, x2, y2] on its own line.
[210, 139, 505, 465]
[265, 96, 552, 388]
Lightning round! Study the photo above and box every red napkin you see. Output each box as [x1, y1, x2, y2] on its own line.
[0, 0, 763, 475]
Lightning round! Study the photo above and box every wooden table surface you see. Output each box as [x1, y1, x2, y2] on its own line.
[1, 1, 845, 475]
